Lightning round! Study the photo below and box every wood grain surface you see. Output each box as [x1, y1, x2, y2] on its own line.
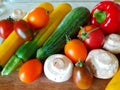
[0, 72, 110, 90]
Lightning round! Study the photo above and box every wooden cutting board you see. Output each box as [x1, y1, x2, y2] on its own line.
[0, 72, 110, 90]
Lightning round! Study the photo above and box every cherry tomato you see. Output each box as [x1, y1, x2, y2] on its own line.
[27, 7, 49, 29]
[14, 20, 33, 41]
[72, 61, 93, 89]
[18, 59, 43, 83]
[0, 18, 14, 39]
[78, 25, 105, 50]
[64, 39, 87, 63]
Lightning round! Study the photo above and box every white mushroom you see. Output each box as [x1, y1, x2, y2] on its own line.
[85, 49, 119, 79]
[11, 9, 26, 20]
[103, 34, 120, 54]
[44, 54, 73, 82]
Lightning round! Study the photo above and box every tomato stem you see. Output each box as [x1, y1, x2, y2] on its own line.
[7, 16, 14, 22]
[65, 35, 71, 43]
[75, 60, 84, 67]
[79, 26, 99, 40]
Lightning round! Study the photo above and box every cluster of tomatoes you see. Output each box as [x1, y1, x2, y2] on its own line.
[0, 7, 49, 83]
[64, 25, 105, 89]
[0, 7, 49, 41]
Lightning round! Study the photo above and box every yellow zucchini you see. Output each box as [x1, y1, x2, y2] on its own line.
[0, 2, 54, 67]
[1, 3, 72, 76]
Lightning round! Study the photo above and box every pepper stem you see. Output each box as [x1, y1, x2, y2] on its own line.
[94, 9, 106, 23]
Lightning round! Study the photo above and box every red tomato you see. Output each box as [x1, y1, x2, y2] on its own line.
[0, 18, 14, 39]
[27, 7, 49, 29]
[72, 61, 93, 89]
[14, 20, 33, 41]
[64, 39, 87, 63]
[18, 59, 43, 83]
[78, 25, 105, 50]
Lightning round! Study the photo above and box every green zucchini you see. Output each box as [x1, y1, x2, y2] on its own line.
[1, 3, 72, 76]
[36, 7, 90, 61]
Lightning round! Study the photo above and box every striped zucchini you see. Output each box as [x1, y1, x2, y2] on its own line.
[1, 3, 72, 76]
[36, 7, 90, 61]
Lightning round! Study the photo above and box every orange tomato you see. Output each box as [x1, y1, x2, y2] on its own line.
[18, 59, 43, 83]
[27, 7, 49, 29]
[64, 39, 87, 63]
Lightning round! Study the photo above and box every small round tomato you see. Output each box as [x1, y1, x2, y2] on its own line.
[64, 39, 87, 63]
[78, 25, 105, 50]
[18, 59, 43, 83]
[72, 61, 93, 89]
[27, 7, 49, 29]
[0, 18, 14, 39]
[14, 20, 33, 41]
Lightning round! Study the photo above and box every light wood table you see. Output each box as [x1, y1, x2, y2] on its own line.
[0, 72, 111, 90]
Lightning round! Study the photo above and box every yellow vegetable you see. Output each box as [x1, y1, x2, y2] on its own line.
[105, 69, 120, 90]
[1, 3, 72, 76]
[0, 2, 54, 66]
[35, 3, 72, 45]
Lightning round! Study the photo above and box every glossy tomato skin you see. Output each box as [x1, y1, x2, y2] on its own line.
[64, 39, 87, 63]
[18, 59, 43, 83]
[14, 20, 33, 41]
[0, 19, 14, 39]
[27, 7, 49, 29]
[72, 64, 93, 89]
[78, 25, 105, 50]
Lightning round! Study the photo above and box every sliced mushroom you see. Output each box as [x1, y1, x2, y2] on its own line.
[103, 34, 120, 54]
[44, 54, 73, 82]
[85, 49, 119, 79]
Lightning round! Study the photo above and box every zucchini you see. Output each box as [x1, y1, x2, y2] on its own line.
[0, 2, 54, 67]
[1, 3, 72, 76]
[36, 7, 90, 61]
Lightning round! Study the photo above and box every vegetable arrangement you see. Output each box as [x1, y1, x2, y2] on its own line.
[0, 1, 120, 90]
[0, 2, 53, 67]
[1, 3, 72, 76]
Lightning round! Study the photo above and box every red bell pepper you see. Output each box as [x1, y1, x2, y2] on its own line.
[91, 1, 120, 34]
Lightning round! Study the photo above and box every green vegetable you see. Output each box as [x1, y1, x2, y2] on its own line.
[1, 3, 72, 76]
[36, 7, 90, 61]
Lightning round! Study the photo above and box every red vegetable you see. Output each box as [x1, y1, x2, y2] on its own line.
[72, 61, 93, 89]
[0, 17, 14, 39]
[78, 25, 105, 50]
[91, 1, 120, 34]
[18, 59, 43, 83]
[14, 20, 33, 41]
[64, 39, 87, 63]
[27, 7, 49, 29]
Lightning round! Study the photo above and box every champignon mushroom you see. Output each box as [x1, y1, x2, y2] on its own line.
[44, 54, 73, 82]
[103, 34, 120, 54]
[85, 49, 119, 79]
[11, 9, 25, 20]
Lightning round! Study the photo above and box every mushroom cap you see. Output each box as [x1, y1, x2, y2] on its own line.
[44, 54, 73, 82]
[85, 49, 119, 79]
[11, 9, 25, 20]
[103, 34, 120, 54]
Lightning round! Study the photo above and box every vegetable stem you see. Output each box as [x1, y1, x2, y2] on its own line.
[75, 60, 84, 67]
[93, 9, 106, 23]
